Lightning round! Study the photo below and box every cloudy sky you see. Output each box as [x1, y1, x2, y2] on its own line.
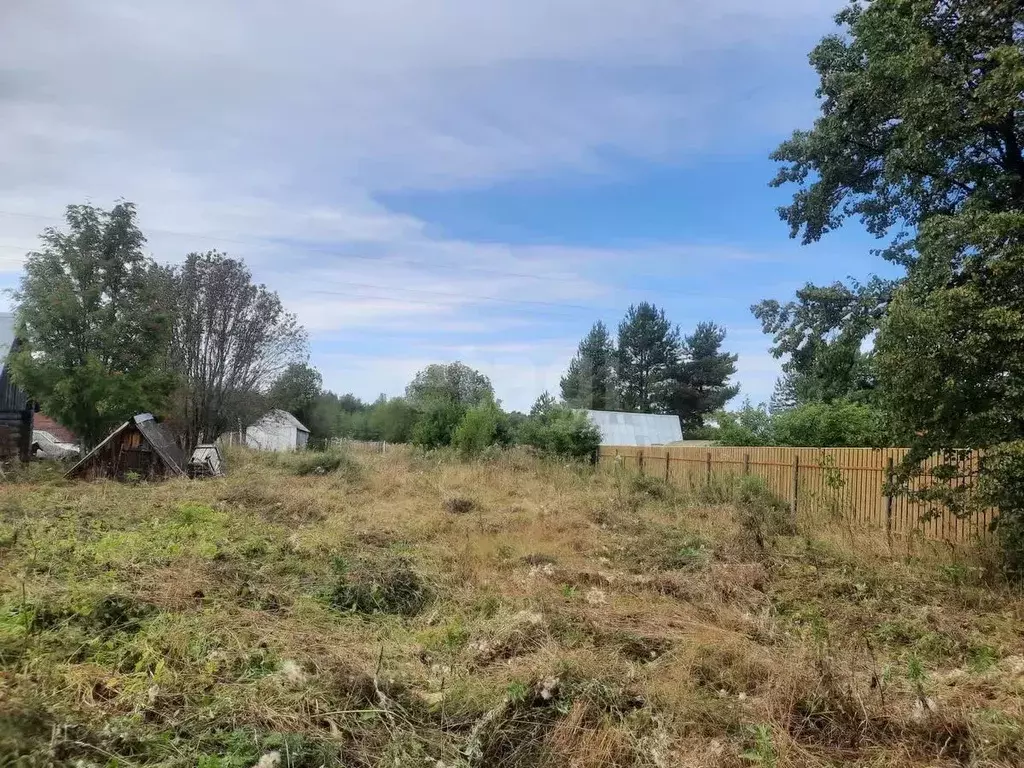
[0, 0, 887, 411]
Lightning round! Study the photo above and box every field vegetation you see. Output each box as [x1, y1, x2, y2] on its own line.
[2, 448, 1022, 767]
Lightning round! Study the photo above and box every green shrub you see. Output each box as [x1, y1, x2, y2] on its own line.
[411, 401, 465, 449]
[517, 406, 600, 460]
[733, 475, 793, 549]
[326, 555, 433, 616]
[452, 401, 512, 458]
[288, 448, 360, 478]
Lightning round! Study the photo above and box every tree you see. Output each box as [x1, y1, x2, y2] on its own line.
[9, 202, 175, 449]
[405, 362, 493, 409]
[530, 391, 558, 418]
[772, 400, 884, 448]
[708, 400, 774, 446]
[669, 322, 739, 433]
[411, 400, 465, 449]
[616, 303, 680, 413]
[367, 397, 420, 443]
[560, 321, 617, 410]
[773, 0, 1024, 568]
[168, 251, 308, 448]
[269, 363, 323, 439]
[771, 0, 1024, 263]
[752, 279, 890, 405]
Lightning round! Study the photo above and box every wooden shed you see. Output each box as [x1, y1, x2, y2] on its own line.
[0, 313, 33, 462]
[66, 413, 185, 480]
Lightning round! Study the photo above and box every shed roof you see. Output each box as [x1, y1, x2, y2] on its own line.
[66, 413, 185, 478]
[252, 409, 310, 433]
[583, 409, 683, 447]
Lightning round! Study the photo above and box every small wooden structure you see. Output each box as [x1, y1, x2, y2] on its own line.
[66, 413, 185, 480]
[188, 444, 224, 478]
[0, 313, 32, 462]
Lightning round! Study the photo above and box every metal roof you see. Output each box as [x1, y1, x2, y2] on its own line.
[583, 409, 683, 447]
[252, 409, 310, 433]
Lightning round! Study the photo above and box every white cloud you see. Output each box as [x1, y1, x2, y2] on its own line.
[0, 0, 834, 409]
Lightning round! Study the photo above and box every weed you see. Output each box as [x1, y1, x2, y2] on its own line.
[325, 554, 433, 616]
[444, 496, 476, 514]
[741, 724, 777, 767]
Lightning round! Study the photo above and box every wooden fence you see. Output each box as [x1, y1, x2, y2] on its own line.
[598, 445, 996, 544]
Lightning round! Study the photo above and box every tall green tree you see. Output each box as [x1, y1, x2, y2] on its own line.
[269, 363, 323, 438]
[405, 362, 493, 409]
[669, 322, 739, 432]
[773, 0, 1024, 567]
[752, 279, 890, 405]
[560, 321, 617, 410]
[9, 202, 175, 449]
[616, 303, 680, 413]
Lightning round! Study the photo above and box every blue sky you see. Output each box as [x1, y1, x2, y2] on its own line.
[0, 0, 893, 411]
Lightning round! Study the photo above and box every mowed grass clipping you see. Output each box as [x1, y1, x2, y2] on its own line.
[1, 447, 1023, 767]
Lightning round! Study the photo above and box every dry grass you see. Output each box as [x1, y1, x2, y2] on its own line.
[1, 447, 1023, 767]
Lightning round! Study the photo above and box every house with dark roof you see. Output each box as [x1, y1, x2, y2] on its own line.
[0, 313, 32, 462]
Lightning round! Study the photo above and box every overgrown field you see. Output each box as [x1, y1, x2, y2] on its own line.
[2, 448, 1023, 767]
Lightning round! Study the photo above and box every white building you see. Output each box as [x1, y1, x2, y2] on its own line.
[583, 409, 683, 447]
[246, 409, 310, 451]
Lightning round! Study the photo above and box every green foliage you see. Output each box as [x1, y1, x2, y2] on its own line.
[771, 400, 884, 448]
[326, 555, 432, 616]
[560, 321, 617, 410]
[9, 202, 175, 449]
[616, 302, 680, 413]
[405, 362, 494, 409]
[708, 400, 883, 447]
[452, 401, 512, 458]
[705, 400, 774, 446]
[269, 363, 323, 438]
[411, 400, 465, 450]
[669, 322, 739, 432]
[367, 397, 420, 443]
[287, 448, 361, 479]
[752, 279, 890, 406]
[517, 403, 601, 460]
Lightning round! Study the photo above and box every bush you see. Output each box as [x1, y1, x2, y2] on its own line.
[771, 400, 884, 447]
[287, 448, 360, 478]
[733, 475, 794, 549]
[978, 441, 1024, 578]
[452, 402, 512, 458]
[411, 401, 466, 449]
[517, 406, 600, 460]
[326, 555, 433, 616]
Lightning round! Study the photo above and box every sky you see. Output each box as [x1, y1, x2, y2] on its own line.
[0, 0, 890, 412]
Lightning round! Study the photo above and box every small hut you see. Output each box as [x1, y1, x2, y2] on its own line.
[66, 413, 185, 480]
[0, 313, 33, 462]
[246, 409, 310, 452]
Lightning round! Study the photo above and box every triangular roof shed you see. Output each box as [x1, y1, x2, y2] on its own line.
[66, 413, 185, 480]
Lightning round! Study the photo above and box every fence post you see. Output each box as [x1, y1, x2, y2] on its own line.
[638, 449, 644, 475]
[665, 452, 671, 483]
[885, 456, 894, 544]
[706, 451, 712, 486]
[791, 455, 800, 525]
[744, 453, 750, 476]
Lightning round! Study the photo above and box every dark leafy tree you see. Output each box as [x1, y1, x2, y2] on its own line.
[168, 251, 308, 449]
[560, 321, 617, 410]
[9, 202, 175, 449]
[773, 0, 1024, 569]
[752, 279, 890, 405]
[669, 322, 739, 433]
[616, 303, 680, 413]
[367, 397, 420, 443]
[269, 363, 323, 439]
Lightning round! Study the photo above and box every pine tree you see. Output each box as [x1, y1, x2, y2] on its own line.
[560, 321, 617, 410]
[668, 322, 739, 432]
[616, 303, 680, 413]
